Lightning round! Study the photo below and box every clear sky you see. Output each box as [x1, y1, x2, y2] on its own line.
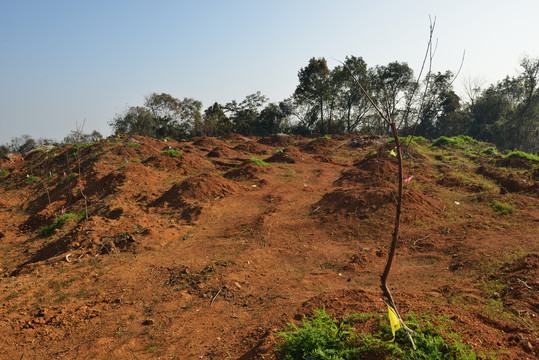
[1, 0, 538, 144]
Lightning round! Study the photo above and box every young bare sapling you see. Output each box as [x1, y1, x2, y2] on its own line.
[341, 17, 464, 348]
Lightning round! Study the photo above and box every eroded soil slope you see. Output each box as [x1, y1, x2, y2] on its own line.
[0, 135, 538, 359]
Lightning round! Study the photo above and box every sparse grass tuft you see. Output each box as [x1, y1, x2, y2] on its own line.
[25, 176, 38, 183]
[251, 157, 269, 166]
[0, 170, 9, 176]
[38, 212, 84, 236]
[60, 173, 78, 184]
[480, 147, 497, 155]
[491, 200, 515, 215]
[161, 149, 182, 157]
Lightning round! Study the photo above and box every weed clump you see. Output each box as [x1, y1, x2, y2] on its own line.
[25, 176, 38, 183]
[161, 149, 182, 157]
[38, 212, 83, 236]
[251, 157, 269, 166]
[60, 173, 78, 184]
[277, 309, 478, 360]
[491, 200, 515, 215]
[480, 147, 497, 155]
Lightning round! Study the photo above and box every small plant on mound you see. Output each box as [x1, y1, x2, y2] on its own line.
[60, 173, 77, 184]
[126, 142, 140, 147]
[25, 176, 38, 183]
[38, 212, 84, 236]
[431, 135, 477, 148]
[0, 170, 8, 176]
[251, 157, 269, 166]
[480, 147, 497, 155]
[277, 309, 478, 360]
[505, 150, 539, 162]
[491, 200, 515, 215]
[161, 149, 182, 157]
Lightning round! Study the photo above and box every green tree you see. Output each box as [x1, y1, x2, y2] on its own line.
[198, 102, 230, 137]
[294, 57, 332, 133]
[370, 61, 414, 134]
[331, 56, 372, 133]
[224, 91, 268, 135]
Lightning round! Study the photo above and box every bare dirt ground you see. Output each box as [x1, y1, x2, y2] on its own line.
[0, 134, 537, 359]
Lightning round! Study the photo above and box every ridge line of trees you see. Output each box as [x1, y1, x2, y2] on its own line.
[3, 55, 538, 156]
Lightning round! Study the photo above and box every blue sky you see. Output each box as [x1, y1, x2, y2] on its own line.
[1, 0, 538, 143]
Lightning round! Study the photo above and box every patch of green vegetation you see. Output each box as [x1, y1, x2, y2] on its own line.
[25, 176, 38, 183]
[38, 212, 84, 237]
[48, 147, 61, 152]
[33, 149, 45, 153]
[161, 149, 182, 157]
[73, 142, 98, 150]
[126, 142, 140, 147]
[277, 309, 478, 360]
[480, 147, 498, 155]
[0, 170, 8, 176]
[251, 157, 269, 166]
[431, 135, 477, 148]
[387, 135, 427, 144]
[505, 150, 539, 162]
[316, 134, 332, 140]
[491, 200, 515, 215]
[60, 173, 78, 184]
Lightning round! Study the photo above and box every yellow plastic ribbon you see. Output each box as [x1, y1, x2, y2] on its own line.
[387, 305, 401, 342]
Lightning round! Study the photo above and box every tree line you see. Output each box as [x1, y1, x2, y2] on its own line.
[108, 55, 538, 154]
[2, 55, 537, 156]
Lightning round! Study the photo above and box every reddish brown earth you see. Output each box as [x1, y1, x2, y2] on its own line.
[0, 135, 537, 359]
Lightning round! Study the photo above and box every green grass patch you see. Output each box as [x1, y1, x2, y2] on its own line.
[491, 200, 515, 215]
[73, 142, 98, 150]
[251, 157, 269, 166]
[431, 135, 477, 148]
[126, 142, 140, 147]
[0, 170, 8, 176]
[161, 149, 182, 157]
[387, 135, 427, 144]
[505, 150, 539, 162]
[60, 173, 78, 184]
[38, 212, 84, 237]
[277, 309, 478, 360]
[25, 176, 38, 183]
[480, 147, 498, 155]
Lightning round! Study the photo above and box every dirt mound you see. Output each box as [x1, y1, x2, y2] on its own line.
[265, 147, 307, 163]
[314, 186, 395, 218]
[477, 166, 537, 194]
[192, 136, 225, 149]
[496, 157, 535, 170]
[143, 151, 211, 173]
[224, 163, 272, 181]
[348, 135, 385, 148]
[220, 133, 248, 141]
[257, 133, 291, 146]
[177, 173, 241, 200]
[335, 155, 399, 187]
[233, 141, 272, 155]
[206, 146, 241, 158]
[300, 138, 339, 155]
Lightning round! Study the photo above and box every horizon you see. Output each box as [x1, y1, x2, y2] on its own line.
[1, 0, 538, 144]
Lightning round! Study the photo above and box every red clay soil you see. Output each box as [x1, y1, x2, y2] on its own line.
[0, 135, 538, 359]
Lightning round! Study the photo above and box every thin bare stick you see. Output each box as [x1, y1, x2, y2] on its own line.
[210, 287, 223, 307]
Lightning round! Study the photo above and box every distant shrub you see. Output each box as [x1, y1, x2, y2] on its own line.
[506, 150, 539, 162]
[25, 176, 38, 183]
[251, 157, 269, 166]
[161, 149, 182, 157]
[491, 200, 515, 215]
[481, 147, 498, 155]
